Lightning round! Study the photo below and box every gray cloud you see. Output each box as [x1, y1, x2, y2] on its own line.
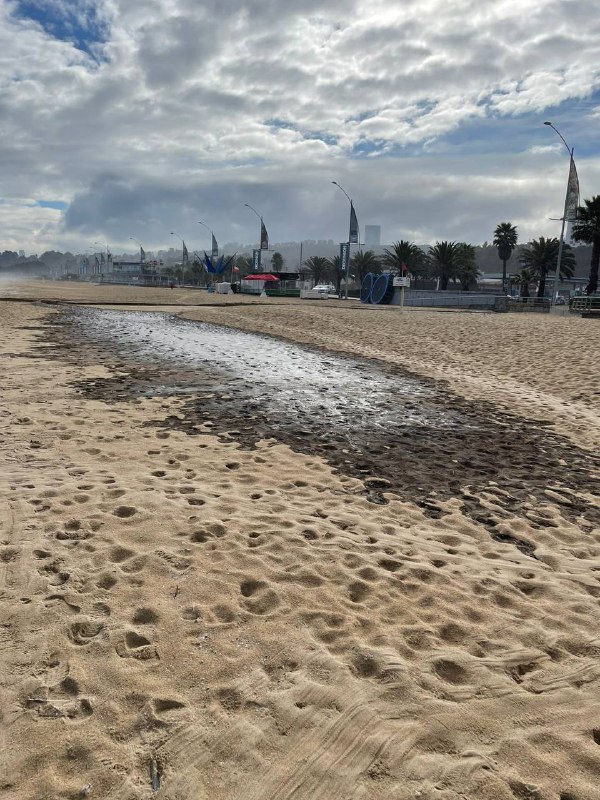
[0, 0, 598, 253]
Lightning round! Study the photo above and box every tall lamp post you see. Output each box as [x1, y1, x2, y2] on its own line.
[198, 219, 218, 257]
[94, 241, 110, 256]
[129, 237, 146, 280]
[544, 121, 577, 305]
[244, 203, 266, 272]
[94, 241, 110, 280]
[170, 231, 186, 285]
[83, 247, 95, 277]
[332, 181, 355, 299]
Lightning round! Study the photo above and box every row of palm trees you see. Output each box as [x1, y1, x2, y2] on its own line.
[183, 195, 599, 296]
[300, 193, 600, 297]
[303, 239, 481, 292]
[493, 195, 600, 297]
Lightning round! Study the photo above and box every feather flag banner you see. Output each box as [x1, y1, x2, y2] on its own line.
[565, 156, 580, 221]
[349, 202, 359, 244]
[260, 220, 269, 250]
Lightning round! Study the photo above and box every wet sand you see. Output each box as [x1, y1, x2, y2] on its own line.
[1, 281, 600, 800]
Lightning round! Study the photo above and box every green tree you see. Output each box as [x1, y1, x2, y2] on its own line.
[510, 267, 536, 298]
[381, 240, 429, 285]
[428, 241, 459, 290]
[271, 251, 284, 272]
[350, 249, 381, 285]
[190, 257, 206, 284]
[571, 195, 600, 295]
[326, 254, 342, 295]
[454, 243, 479, 290]
[235, 254, 253, 273]
[493, 222, 518, 294]
[303, 256, 331, 285]
[519, 237, 576, 298]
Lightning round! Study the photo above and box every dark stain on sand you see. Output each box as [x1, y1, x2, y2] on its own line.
[36, 307, 600, 555]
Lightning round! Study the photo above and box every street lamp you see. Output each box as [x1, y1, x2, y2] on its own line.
[129, 236, 144, 260]
[170, 231, 186, 285]
[83, 247, 96, 276]
[93, 241, 110, 278]
[332, 181, 355, 299]
[128, 236, 146, 278]
[244, 203, 262, 221]
[544, 121, 576, 305]
[198, 219, 216, 254]
[94, 241, 110, 256]
[244, 204, 267, 271]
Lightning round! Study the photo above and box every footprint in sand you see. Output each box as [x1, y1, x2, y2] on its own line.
[68, 619, 104, 645]
[216, 687, 243, 712]
[348, 581, 371, 603]
[38, 562, 70, 586]
[212, 604, 236, 623]
[152, 698, 186, 721]
[115, 630, 158, 660]
[433, 658, 470, 685]
[182, 606, 203, 622]
[240, 579, 280, 616]
[112, 505, 138, 519]
[96, 572, 118, 590]
[155, 550, 191, 571]
[56, 522, 91, 541]
[133, 607, 160, 624]
[108, 545, 136, 563]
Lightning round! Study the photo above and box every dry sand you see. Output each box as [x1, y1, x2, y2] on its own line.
[1, 281, 600, 800]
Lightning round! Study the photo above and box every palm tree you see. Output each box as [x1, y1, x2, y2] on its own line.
[510, 267, 536, 298]
[350, 250, 381, 285]
[428, 241, 459, 290]
[519, 237, 576, 298]
[493, 222, 518, 294]
[571, 195, 600, 295]
[326, 254, 342, 295]
[454, 243, 479, 290]
[381, 240, 429, 285]
[303, 256, 331, 286]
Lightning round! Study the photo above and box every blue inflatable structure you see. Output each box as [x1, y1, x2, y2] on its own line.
[360, 272, 374, 303]
[360, 272, 394, 305]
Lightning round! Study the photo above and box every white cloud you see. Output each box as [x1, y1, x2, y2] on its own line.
[0, 0, 599, 253]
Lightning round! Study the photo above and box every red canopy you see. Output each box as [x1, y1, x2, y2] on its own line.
[241, 273, 279, 281]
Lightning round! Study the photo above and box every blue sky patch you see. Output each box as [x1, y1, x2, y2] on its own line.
[14, 0, 108, 59]
[35, 200, 68, 211]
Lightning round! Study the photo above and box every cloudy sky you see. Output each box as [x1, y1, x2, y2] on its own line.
[1, 0, 599, 254]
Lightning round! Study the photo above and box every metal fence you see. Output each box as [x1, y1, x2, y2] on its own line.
[506, 297, 551, 313]
[570, 296, 600, 317]
[395, 289, 508, 311]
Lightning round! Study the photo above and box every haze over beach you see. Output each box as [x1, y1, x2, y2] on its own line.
[1, 1, 600, 799]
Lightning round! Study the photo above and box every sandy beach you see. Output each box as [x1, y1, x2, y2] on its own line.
[1, 281, 599, 800]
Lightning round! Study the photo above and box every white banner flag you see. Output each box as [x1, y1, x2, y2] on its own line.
[565, 156, 579, 221]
